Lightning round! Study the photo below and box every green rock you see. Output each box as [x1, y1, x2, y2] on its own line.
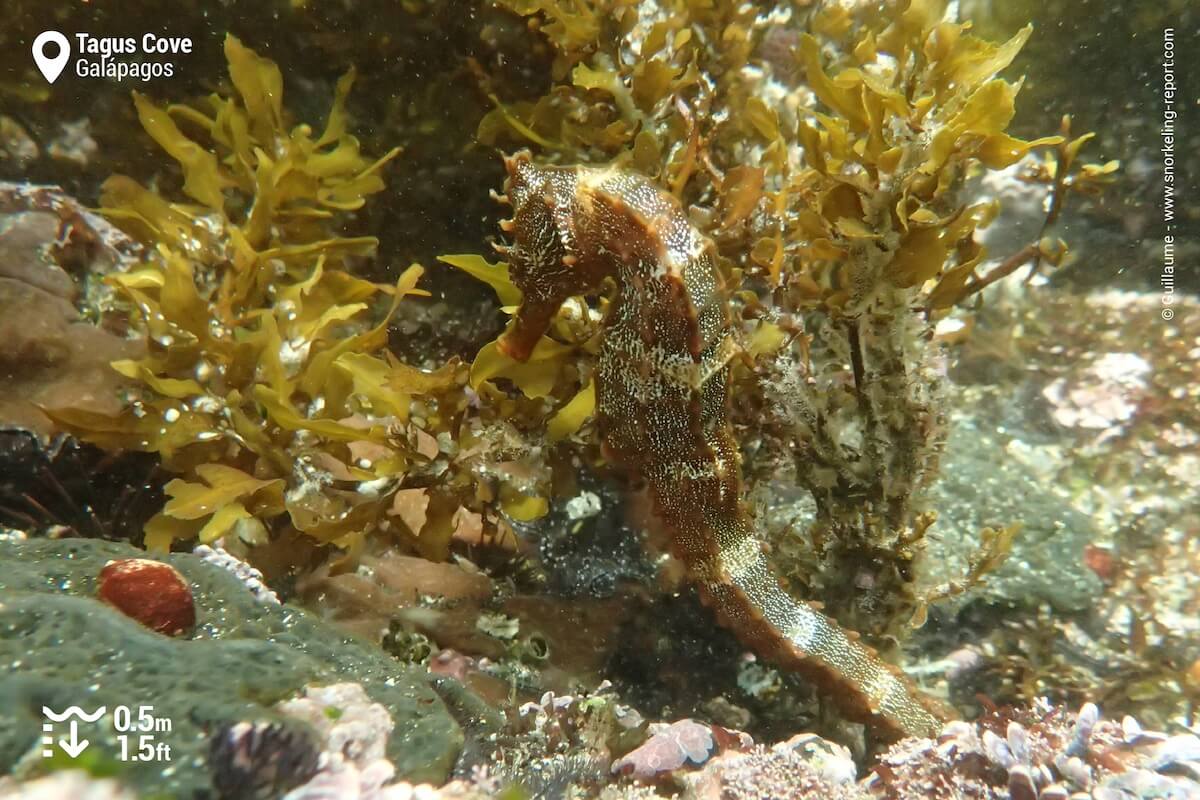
[926, 415, 1103, 613]
[0, 537, 464, 797]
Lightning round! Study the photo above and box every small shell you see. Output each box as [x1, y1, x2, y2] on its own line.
[983, 729, 1015, 769]
[1054, 754, 1093, 789]
[1066, 702, 1099, 756]
[1006, 721, 1031, 765]
[1008, 765, 1038, 800]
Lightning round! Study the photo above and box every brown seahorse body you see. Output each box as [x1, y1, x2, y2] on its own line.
[494, 151, 949, 741]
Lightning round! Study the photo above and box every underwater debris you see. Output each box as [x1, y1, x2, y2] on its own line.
[96, 557, 196, 636]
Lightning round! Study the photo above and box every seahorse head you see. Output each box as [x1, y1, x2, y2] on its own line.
[499, 151, 572, 285]
[495, 152, 589, 361]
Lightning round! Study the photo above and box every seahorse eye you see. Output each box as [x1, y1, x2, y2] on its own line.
[511, 193, 560, 267]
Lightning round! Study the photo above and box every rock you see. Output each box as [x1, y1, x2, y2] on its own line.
[0, 770, 137, 800]
[277, 683, 394, 767]
[868, 701, 1200, 800]
[0, 118, 38, 168]
[611, 719, 750, 781]
[925, 413, 1104, 612]
[46, 120, 98, 167]
[0, 182, 142, 286]
[0, 211, 76, 299]
[226, 682, 460, 800]
[1042, 352, 1151, 436]
[0, 538, 465, 797]
[0, 184, 144, 437]
[0, 276, 141, 436]
[679, 733, 862, 800]
[209, 721, 321, 800]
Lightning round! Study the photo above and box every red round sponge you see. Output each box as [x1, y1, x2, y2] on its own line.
[97, 558, 196, 636]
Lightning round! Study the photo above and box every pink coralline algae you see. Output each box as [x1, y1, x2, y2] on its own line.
[611, 719, 753, 781]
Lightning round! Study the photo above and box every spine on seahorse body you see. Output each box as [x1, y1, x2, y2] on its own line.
[493, 150, 950, 740]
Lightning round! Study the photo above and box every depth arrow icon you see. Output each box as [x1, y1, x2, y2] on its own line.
[59, 721, 88, 758]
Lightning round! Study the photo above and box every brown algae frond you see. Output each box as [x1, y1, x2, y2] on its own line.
[45, 36, 514, 559]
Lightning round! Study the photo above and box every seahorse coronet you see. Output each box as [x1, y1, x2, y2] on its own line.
[495, 151, 951, 741]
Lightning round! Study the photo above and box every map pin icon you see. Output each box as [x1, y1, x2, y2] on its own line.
[32, 31, 70, 84]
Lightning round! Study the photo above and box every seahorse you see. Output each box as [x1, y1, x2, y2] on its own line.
[492, 150, 950, 740]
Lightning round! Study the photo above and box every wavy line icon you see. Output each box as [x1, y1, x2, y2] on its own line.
[42, 706, 107, 723]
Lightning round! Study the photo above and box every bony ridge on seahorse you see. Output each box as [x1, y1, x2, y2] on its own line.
[491, 149, 952, 741]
